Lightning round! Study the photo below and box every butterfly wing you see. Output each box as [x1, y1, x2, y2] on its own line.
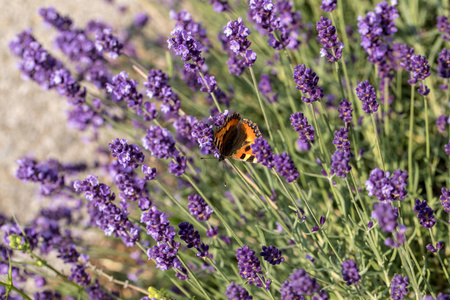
[214, 113, 241, 159]
[230, 118, 262, 163]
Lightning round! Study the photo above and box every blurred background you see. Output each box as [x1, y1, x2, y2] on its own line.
[0, 0, 152, 221]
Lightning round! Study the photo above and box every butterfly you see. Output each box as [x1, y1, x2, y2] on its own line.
[213, 112, 262, 163]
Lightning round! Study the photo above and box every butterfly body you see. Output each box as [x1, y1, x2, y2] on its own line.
[213, 112, 261, 163]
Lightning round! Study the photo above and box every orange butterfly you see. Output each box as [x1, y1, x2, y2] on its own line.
[213, 112, 261, 162]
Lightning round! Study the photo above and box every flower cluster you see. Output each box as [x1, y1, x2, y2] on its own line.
[365, 168, 408, 202]
[321, 0, 337, 12]
[167, 28, 205, 72]
[355, 80, 379, 114]
[170, 9, 211, 51]
[413, 199, 436, 228]
[251, 137, 275, 168]
[188, 194, 213, 221]
[330, 127, 353, 178]
[260, 245, 284, 265]
[236, 245, 265, 287]
[437, 48, 450, 82]
[426, 241, 444, 253]
[440, 188, 450, 215]
[144, 69, 180, 115]
[225, 282, 253, 300]
[316, 16, 343, 62]
[142, 125, 179, 159]
[259, 74, 277, 103]
[341, 260, 360, 285]
[178, 222, 211, 258]
[274, 152, 299, 183]
[279, 269, 327, 299]
[293, 64, 324, 103]
[15, 158, 66, 195]
[108, 138, 145, 169]
[220, 17, 257, 76]
[192, 120, 218, 156]
[106, 71, 144, 113]
[371, 202, 398, 232]
[74, 175, 140, 247]
[94, 28, 123, 59]
[437, 15, 450, 42]
[390, 274, 409, 300]
[290, 112, 315, 144]
[338, 99, 353, 124]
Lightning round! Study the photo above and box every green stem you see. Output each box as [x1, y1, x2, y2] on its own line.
[429, 228, 450, 286]
[424, 97, 433, 202]
[197, 69, 222, 113]
[177, 254, 212, 300]
[371, 114, 385, 169]
[0, 281, 32, 300]
[249, 66, 273, 142]
[408, 85, 415, 191]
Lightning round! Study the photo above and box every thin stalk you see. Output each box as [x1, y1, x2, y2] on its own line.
[370, 114, 385, 169]
[177, 254, 212, 300]
[197, 69, 222, 113]
[249, 66, 273, 142]
[408, 85, 415, 191]
[424, 97, 433, 202]
[0, 281, 31, 300]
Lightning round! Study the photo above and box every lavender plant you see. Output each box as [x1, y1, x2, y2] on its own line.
[3, 0, 450, 299]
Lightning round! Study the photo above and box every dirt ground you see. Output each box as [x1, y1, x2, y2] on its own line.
[0, 0, 144, 221]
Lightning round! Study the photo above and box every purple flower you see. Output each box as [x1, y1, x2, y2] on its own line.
[169, 156, 187, 177]
[69, 264, 91, 286]
[438, 48, 450, 79]
[338, 99, 353, 123]
[209, 0, 231, 12]
[220, 17, 257, 74]
[293, 65, 324, 103]
[251, 137, 275, 168]
[290, 112, 315, 143]
[141, 164, 157, 181]
[437, 15, 450, 41]
[141, 125, 179, 159]
[147, 242, 183, 273]
[385, 225, 407, 248]
[109, 139, 144, 169]
[365, 168, 408, 202]
[95, 28, 123, 59]
[273, 152, 299, 183]
[225, 282, 253, 300]
[330, 150, 352, 178]
[316, 16, 343, 62]
[133, 13, 149, 29]
[426, 244, 437, 253]
[333, 127, 351, 152]
[188, 194, 213, 221]
[408, 54, 431, 84]
[371, 202, 398, 232]
[178, 222, 201, 248]
[418, 82, 430, 96]
[260, 245, 284, 265]
[437, 241, 445, 251]
[236, 245, 265, 287]
[437, 115, 448, 132]
[170, 9, 211, 51]
[356, 80, 379, 114]
[446, 141, 450, 156]
[106, 72, 143, 113]
[140, 206, 177, 244]
[341, 259, 360, 285]
[413, 199, 436, 228]
[259, 74, 277, 103]
[248, 0, 279, 32]
[321, 0, 337, 12]
[198, 74, 217, 93]
[15, 158, 65, 195]
[167, 28, 204, 72]
[280, 269, 327, 299]
[144, 69, 180, 114]
[192, 120, 218, 156]
[390, 274, 408, 300]
[39, 7, 73, 31]
[206, 226, 219, 238]
[440, 187, 450, 214]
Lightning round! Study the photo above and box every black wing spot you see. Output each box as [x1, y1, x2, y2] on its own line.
[245, 145, 251, 151]
[240, 153, 246, 159]
[247, 155, 255, 162]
